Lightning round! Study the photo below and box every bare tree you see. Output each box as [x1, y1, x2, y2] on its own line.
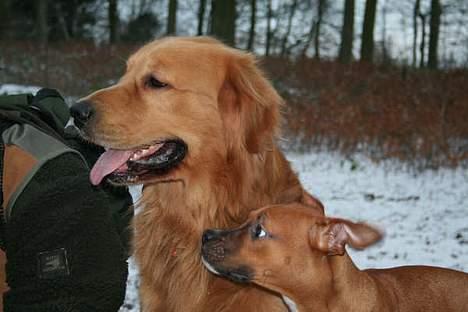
[0, 0, 9, 39]
[380, 0, 388, 63]
[280, 0, 298, 57]
[246, 0, 256, 51]
[197, 0, 207, 35]
[167, 0, 177, 35]
[108, 0, 119, 43]
[128, 0, 159, 21]
[418, 9, 428, 67]
[360, 0, 378, 62]
[210, 0, 236, 46]
[37, 0, 48, 45]
[339, 0, 355, 63]
[265, 0, 273, 56]
[412, 0, 420, 68]
[301, 5, 317, 58]
[313, 0, 327, 59]
[428, 0, 441, 69]
[54, 3, 70, 41]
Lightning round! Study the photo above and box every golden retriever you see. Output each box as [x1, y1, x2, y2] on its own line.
[71, 36, 323, 312]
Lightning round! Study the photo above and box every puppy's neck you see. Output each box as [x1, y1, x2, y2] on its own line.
[282, 294, 328, 312]
[325, 253, 379, 312]
[282, 253, 377, 312]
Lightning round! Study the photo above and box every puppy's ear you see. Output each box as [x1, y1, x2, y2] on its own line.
[218, 52, 282, 154]
[309, 218, 383, 256]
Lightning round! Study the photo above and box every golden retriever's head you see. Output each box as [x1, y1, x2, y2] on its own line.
[70, 37, 282, 186]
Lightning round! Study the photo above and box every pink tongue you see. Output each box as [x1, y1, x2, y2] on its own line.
[90, 149, 134, 185]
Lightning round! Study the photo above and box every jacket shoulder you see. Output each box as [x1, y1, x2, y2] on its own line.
[2, 123, 86, 221]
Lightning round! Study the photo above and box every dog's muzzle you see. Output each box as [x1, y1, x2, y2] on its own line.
[70, 100, 95, 129]
[201, 229, 226, 263]
[201, 229, 253, 283]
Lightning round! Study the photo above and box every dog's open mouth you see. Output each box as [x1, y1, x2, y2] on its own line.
[90, 139, 187, 185]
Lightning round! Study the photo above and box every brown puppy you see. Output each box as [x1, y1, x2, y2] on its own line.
[70, 37, 324, 311]
[202, 203, 468, 312]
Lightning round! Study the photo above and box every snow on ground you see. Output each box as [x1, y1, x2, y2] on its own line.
[0, 83, 41, 95]
[121, 151, 468, 311]
[0, 84, 78, 107]
[289, 151, 468, 272]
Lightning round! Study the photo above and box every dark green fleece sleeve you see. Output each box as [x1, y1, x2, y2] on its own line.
[3, 152, 128, 312]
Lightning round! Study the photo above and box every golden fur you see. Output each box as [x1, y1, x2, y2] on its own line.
[82, 37, 323, 311]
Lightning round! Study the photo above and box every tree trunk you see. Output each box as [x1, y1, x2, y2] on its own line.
[418, 12, 427, 68]
[37, 0, 48, 45]
[54, 3, 70, 41]
[314, 0, 326, 59]
[339, 0, 354, 63]
[246, 0, 256, 51]
[108, 0, 119, 43]
[360, 0, 378, 63]
[167, 0, 177, 35]
[428, 0, 441, 69]
[64, 1, 78, 39]
[280, 0, 298, 57]
[381, 1, 387, 64]
[210, 0, 236, 47]
[300, 10, 317, 58]
[0, 0, 9, 39]
[265, 0, 273, 56]
[412, 0, 420, 68]
[197, 0, 207, 35]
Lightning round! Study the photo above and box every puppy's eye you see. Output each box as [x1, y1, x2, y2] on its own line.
[146, 76, 168, 89]
[252, 223, 267, 239]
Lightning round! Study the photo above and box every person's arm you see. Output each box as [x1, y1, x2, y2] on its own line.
[4, 153, 128, 312]
[0, 250, 7, 311]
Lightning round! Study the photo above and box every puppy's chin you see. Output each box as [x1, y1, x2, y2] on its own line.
[201, 258, 253, 284]
[202, 257, 221, 276]
[218, 266, 253, 284]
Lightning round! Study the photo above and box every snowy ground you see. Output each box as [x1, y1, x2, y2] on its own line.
[290, 152, 468, 272]
[2, 84, 466, 311]
[121, 151, 468, 311]
[0, 83, 41, 95]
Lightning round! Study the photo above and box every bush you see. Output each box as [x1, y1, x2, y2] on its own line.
[263, 58, 468, 168]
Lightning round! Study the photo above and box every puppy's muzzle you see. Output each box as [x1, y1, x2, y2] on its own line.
[201, 229, 226, 263]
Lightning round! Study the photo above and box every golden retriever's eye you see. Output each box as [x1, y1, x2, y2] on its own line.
[146, 76, 168, 89]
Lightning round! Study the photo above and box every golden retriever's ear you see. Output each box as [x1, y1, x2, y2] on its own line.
[301, 191, 325, 215]
[219, 52, 282, 154]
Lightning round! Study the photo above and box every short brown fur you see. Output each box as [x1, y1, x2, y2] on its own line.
[204, 203, 468, 312]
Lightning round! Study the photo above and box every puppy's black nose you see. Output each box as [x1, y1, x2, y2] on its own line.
[202, 229, 221, 244]
[70, 100, 94, 128]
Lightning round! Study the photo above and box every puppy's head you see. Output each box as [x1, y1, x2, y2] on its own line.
[70, 36, 282, 186]
[201, 203, 382, 298]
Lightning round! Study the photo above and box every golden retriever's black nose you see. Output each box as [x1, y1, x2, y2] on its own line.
[70, 100, 94, 129]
